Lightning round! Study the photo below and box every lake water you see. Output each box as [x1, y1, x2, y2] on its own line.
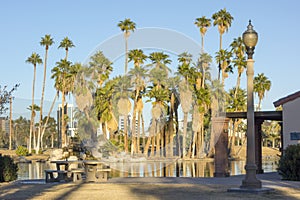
[17, 160, 278, 180]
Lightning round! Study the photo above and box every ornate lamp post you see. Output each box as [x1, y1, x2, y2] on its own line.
[240, 20, 262, 189]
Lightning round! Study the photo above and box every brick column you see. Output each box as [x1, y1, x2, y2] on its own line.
[213, 117, 230, 177]
[255, 119, 264, 174]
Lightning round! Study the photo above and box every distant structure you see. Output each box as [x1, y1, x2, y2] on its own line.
[57, 104, 77, 146]
[274, 91, 300, 150]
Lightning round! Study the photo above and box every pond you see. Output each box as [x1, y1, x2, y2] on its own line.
[17, 160, 278, 180]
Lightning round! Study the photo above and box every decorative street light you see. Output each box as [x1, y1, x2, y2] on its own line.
[241, 20, 262, 189]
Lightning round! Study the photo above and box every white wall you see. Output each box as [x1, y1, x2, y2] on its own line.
[283, 98, 300, 149]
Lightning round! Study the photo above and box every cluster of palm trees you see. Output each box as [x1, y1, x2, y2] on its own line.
[24, 8, 272, 158]
[26, 35, 77, 153]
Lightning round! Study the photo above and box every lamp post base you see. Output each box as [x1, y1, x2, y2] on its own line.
[240, 164, 262, 189]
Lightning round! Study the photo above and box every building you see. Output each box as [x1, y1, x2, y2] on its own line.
[274, 91, 300, 150]
[57, 103, 77, 144]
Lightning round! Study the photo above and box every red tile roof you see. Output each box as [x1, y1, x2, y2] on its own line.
[273, 91, 300, 107]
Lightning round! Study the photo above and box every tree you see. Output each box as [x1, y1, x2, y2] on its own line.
[215, 49, 233, 87]
[212, 8, 234, 78]
[254, 73, 271, 111]
[39, 34, 54, 151]
[26, 52, 42, 153]
[230, 37, 246, 99]
[58, 37, 75, 60]
[194, 16, 211, 53]
[0, 84, 19, 115]
[212, 8, 234, 50]
[177, 53, 193, 158]
[118, 18, 136, 74]
[128, 49, 148, 154]
[51, 59, 79, 147]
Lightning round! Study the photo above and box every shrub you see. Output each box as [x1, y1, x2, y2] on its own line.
[277, 144, 300, 181]
[0, 155, 18, 182]
[15, 146, 29, 156]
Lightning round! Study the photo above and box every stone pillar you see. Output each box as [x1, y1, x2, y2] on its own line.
[213, 117, 230, 177]
[255, 119, 264, 174]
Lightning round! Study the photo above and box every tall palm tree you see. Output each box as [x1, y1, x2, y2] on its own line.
[177, 54, 193, 158]
[118, 18, 136, 74]
[51, 59, 78, 147]
[212, 8, 234, 78]
[27, 104, 40, 150]
[254, 73, 271, 111]
[58, 37, 75, 60]
[38, 34, 54, 152]
[128, 49, 147, 154]
[194, 16, 211, 53]
[26, 52, 42, 153]
[212, 8, 234, 50]
[230, 37, 246, 99]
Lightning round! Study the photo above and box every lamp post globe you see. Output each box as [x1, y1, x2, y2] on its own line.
[243, 20, 258, 59]
[241, 20, 262, 189]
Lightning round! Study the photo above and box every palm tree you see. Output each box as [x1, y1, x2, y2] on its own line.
[177, 54, 193, 158]
[118, 18, 136, 74]
[26, 104, 40, 151]
[51, 59, 78, 147]
[227, 87, 247, 156]
[212, 8, 234, 50]
[58, 37, 75, 60]
[128, 49, 147, 154]
[215, 49, 233, 87]
[230, 37, 246, 99]
[198, 53, 212, 88]
[254, 73, 271, 111]
[26, 52, 42, 153]
[39, 34, 54, 151]
[194, 16, 211, 53]
[212, 8, 234, 78]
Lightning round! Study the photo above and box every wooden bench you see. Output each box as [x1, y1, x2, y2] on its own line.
[95, 168, 111, 182]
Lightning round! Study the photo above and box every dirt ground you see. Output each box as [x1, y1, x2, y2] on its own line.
[0, 180, 299, 200]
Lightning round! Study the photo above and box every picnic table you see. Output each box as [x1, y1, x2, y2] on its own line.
[83, 160, 111, 182]
[45, 159, 110, 183]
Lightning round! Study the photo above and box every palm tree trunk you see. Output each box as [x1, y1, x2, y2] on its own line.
[124, 34, 128, 74]
[124, 116, 128, 153]
[141, 114, 145, 151]
[234, 72, 242, 98]
[29, 65, 37, 154]
[137, 111, 141, 154]
[182, 112, 188, 158]
[61, 92, 66, 147]
[201, 34, 204, 53]
[39, 48, 49, 151]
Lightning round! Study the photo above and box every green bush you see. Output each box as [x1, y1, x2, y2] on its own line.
[15, 146, 29, 156]
[277, 144, 300, 181]
[0, 155, 18, 182]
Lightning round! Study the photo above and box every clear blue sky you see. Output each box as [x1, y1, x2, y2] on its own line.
[1, 0, 299, 118]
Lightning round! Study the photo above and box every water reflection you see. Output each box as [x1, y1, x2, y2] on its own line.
[17, 160, 278, 180]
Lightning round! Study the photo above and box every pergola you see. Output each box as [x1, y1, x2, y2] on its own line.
[226, 111, 282, 173]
